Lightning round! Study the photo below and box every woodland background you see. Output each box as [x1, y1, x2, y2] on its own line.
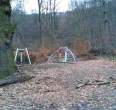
[1, 0, 116, 78]
[12, 0, 116, 55]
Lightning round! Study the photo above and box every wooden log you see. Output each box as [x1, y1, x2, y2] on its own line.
[0, 73, 35, 86]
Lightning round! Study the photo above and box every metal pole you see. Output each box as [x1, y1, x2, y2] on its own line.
[25, 48, 31, 64]
[20, 52, 23, 63]
[14, 48, 18, 62]
[64, 48, 67, 62]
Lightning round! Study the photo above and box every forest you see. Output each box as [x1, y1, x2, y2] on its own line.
[12, 0, 116, 52]
[0, 0, 116, 109]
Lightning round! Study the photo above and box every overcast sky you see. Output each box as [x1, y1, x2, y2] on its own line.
[11, 0, 85, 14]
[24, 0, 70, 13]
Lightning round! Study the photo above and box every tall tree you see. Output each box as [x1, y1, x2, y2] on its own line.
[0, 0, 16, 79]
[37, 0, 43, 47]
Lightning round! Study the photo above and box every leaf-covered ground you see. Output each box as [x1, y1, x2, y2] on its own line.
[0, 58, 116, 110]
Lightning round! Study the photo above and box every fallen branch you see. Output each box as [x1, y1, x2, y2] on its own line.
[75, 80, 90, 89]
[75, 80, 111, 89]
[88, 82, 110, 86]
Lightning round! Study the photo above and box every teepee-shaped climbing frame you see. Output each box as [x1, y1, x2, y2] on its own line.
[47, 47, 77, 63]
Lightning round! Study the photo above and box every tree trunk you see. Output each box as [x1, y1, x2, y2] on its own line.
[37, 0, 42, 47]
[0, 0, 16, 79]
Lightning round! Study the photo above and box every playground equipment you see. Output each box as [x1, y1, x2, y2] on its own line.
[14, 48, 31, 65]
[47, 47, 77, 63]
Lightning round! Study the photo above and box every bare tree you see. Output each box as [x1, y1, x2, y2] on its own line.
[37, 0, 43, 47]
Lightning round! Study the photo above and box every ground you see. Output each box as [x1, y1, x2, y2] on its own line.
[0, 58, 116, 110]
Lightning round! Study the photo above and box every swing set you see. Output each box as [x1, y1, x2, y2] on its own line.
[14, 48, 31, 65]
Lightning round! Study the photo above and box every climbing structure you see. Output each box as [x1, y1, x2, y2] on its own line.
[47, 47, 77, 63]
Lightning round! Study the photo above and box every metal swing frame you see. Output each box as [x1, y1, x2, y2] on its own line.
[14, 48, 31, 65]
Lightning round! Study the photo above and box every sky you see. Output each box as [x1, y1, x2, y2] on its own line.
[24, 0, 70, 13]
[11, 0, 85, 14]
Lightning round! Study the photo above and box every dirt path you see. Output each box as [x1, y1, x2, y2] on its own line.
[0, 59, 116, 110]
